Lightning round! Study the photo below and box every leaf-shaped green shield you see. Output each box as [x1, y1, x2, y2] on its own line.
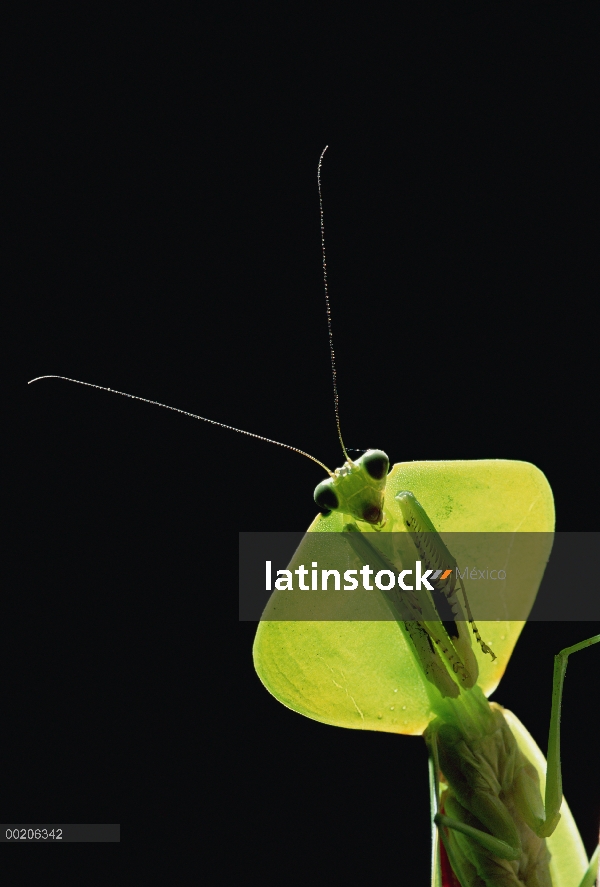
[253, 460, 554, 735]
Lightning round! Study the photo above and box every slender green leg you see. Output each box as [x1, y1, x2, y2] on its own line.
[576, 843, 599, 887]
[428, 750, 443, 887]
[537, 634, 600, 838]
[433, 811, 520, 860]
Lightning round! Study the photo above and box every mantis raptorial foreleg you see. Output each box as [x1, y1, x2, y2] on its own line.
[342, 523, 471, 699]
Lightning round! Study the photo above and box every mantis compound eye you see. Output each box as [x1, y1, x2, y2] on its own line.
[361, 450, 389, 480]
[314, 481, 339, 515]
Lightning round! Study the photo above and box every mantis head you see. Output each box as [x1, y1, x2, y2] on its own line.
[313, 449, 390, 526]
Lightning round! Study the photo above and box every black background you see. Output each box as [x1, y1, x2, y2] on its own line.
[7, 5, 600, 873]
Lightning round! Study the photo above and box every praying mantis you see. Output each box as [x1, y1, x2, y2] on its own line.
[253, 446, 599, 885]
[31, 149, 600, 887]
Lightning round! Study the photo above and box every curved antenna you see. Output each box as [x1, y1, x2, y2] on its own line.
[28, 375, 334, 477]
[318, 146, 351, 464]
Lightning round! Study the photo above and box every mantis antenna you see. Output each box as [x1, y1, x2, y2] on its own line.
[28, 375, 334, 477]
[318, 145, 351, 464]
[28, 149, 355, 480]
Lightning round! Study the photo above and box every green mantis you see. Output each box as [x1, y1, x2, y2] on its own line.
[252, 150, 600, 885]
[253, 454, 599, 886]
[30, 148, 599, 885]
